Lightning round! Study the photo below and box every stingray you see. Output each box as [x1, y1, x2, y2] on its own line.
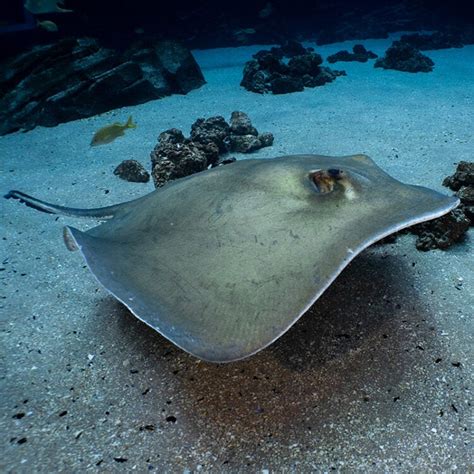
[6, 154, 458, 362]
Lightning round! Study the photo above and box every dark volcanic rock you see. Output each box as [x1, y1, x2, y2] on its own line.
[410, 209, 470, 251]
[327, 44, 378, 63]
[190, 116, 231, 155]
[228, 131, 274, 153]
[230, 111, 258, 136]
[400, 32, 463, 51]
[288, 53, 323, 76]
[241, 42, 344, 94]
[114, 160, 150, 183]
[443, 161, 474, 225]
[279, 39, 309, 57]
[150, 141, 208, 188]
[443, 161, 474, 191]
[158, 128, 186, 145]
[228, 111, 273, 152]
[150, 111, 274, 187]
[258, 132, 274, 148]
[403, 161, 474, 250]
[270, 75, 304, 94]
[374, 41, 434, 73]
[229, 135, 264, 153]
[0, 38, 205, 135]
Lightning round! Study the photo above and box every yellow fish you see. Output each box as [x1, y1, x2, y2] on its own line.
[91, 116, 136, 146]
[37, 20, 59, 32]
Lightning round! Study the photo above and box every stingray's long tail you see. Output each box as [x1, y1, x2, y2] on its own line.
[4, 190, 121, 218]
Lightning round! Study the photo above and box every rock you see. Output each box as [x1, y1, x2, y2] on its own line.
[399, 32, 463, 50]
[258, 132, 274, 147]
[229, 134, 263, 153]
[327, 44, 378, 63]
[443, 161, 474, 191]
[457, 186, 474, 203]
[0, 38, 205, 135]
[270, 75, 304, 94]
[241, 42, 344, 95]
[230, 111, 257, 136]
[384, 162, 473, 250]
[443, 161, 474, 225]
[410, 208, 470, 251]
[158, 128, 185, 145]
[190, 116, 230, 155]
[374, 41, 434, 73]
[304, 67, 346, 87]
[240, 61, 268, 93]
[405, 161, 474, 249]
[229, 131, 274, 153]
[279, 40, 309, 57]
[192, 141, 221, 166]
[150, 112, 274, 187]
[288, 53, 323, 76]
[114, 160, 150, 183]
[150, 141, 208, 188]
[149, 40, 206, 94]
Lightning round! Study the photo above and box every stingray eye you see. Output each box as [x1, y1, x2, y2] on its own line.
[310, 169, 339, 194]
[327, 168, 344, 179]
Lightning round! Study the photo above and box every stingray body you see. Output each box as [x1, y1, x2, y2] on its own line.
[7, 154, 458, 362]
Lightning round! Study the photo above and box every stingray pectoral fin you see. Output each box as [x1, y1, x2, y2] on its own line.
[62, 226, 193, 355]
[4, 190, 126, 218]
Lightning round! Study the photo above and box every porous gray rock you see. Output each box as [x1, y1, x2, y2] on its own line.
[229, 134, 263, 153]
[190, 116, 231, 154]
[230, 111, 258, 136]
[150, 141, 208, 188]
[150, 112, 274, 188]
[114, 160, 150, 183]
[411, 208, 470, 251]
[443, 161, 474, 225]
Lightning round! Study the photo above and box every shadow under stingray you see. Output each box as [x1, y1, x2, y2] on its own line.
[95, 244, 443, 445]
[109, 246, 418, 369]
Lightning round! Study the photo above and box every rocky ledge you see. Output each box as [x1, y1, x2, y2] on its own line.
[0, 38, 205, 135]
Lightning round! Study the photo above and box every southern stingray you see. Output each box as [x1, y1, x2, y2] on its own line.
[6, 154, 459, 362]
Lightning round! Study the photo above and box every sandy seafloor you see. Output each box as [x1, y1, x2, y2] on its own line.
[1, 34, 473, 472]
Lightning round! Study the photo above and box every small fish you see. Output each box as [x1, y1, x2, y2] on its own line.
[90, 116, 136, 147]
[37, 20, 58, 32]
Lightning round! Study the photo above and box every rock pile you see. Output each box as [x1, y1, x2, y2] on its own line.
[443, 161, 474, 224]
[408, 162, 473, 250]
[150, 111, 274, 188]
[374, 41, 434, 73]
[327, 44, 378, 63]
[241, 41, 345, 94]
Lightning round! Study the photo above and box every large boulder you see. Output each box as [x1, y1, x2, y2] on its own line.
[0, 38, 205, 135]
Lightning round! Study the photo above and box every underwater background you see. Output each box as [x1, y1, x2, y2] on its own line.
[1, 0, 473, 471]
